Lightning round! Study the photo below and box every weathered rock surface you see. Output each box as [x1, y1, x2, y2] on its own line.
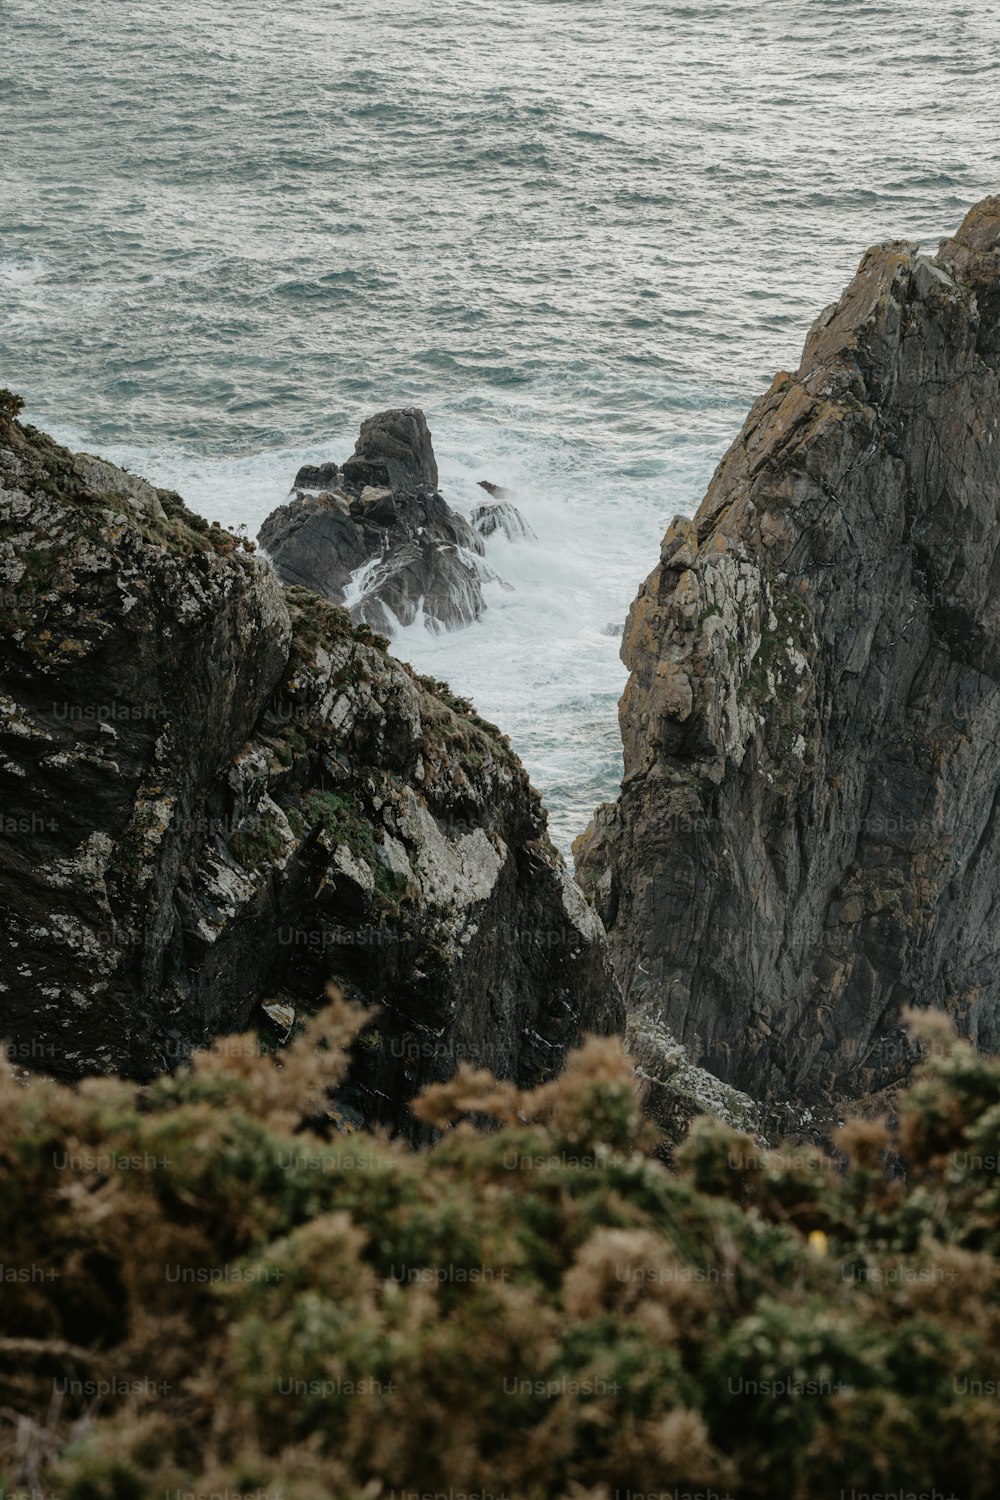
[0, 411, 622, 1132]
[577, 197, 1000, 1113]
[292, 460, 340, 491]
[260, 409, 499, 635]
[471, 499, 536, 543]
[343, 407, 438, 493]
[627, 1006, 763, 1157]
[260, 485, 492, 635]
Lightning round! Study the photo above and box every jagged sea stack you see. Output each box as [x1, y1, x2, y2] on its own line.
[259, 408, 496, 635]
[576, 198, 1000, 1111]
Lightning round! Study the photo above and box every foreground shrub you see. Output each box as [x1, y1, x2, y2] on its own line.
[1, 1003, 999, 1498]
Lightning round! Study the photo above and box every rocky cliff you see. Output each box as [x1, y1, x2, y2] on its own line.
[577, 197, 1000, 1115]
[0, 398, 622, 1131]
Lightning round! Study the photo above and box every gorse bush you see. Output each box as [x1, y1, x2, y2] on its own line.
[2, 1001, 1000, 1499]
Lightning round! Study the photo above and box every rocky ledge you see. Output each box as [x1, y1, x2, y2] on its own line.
[0, 397, 622, 1134]
[259, 408, 530, 636]
[577, 197, 1000, 1117]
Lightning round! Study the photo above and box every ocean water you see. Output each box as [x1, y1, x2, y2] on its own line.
[2, 1, 997, 853]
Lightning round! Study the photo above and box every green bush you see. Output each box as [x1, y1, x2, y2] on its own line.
[229, 816, 285, 869]
[0, 388, 25, 424]
[2, 1005, 1000, 1498]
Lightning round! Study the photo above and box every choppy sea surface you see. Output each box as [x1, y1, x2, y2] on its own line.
[2, 1, 997, 852]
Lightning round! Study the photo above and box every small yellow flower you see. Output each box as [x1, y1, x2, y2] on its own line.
[807, 1229, 829, 1257]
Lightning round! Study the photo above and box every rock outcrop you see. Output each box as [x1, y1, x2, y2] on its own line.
[0, 408, 622, 1132]
[344, 407, 438, 493]
[261, 485, 493, 635]
[577, 197, 1000, 1114]
[292, 460, 340, 491]
[260, 409, 496, 636]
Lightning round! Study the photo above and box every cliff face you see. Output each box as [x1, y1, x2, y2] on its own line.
[0, 409, 621, 1127]
[577, 198, 1000, 1111]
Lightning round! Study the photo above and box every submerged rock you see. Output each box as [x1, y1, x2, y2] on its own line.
[471, 499, 536, 542]
[0, 410, 622, 1131]
[577, 197, 1000, 1113]
[260, 408, 499, 635]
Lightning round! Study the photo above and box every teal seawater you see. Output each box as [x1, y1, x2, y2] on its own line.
[1, 0, 997, 849]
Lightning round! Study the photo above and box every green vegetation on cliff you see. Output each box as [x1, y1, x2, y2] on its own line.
[2, 1005, 1000, 1499]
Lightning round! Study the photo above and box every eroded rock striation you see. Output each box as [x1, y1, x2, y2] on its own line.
[0, 408, 621, 1130]
[577, 197, 1000, 1114]
[260, 408, 498, 636]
